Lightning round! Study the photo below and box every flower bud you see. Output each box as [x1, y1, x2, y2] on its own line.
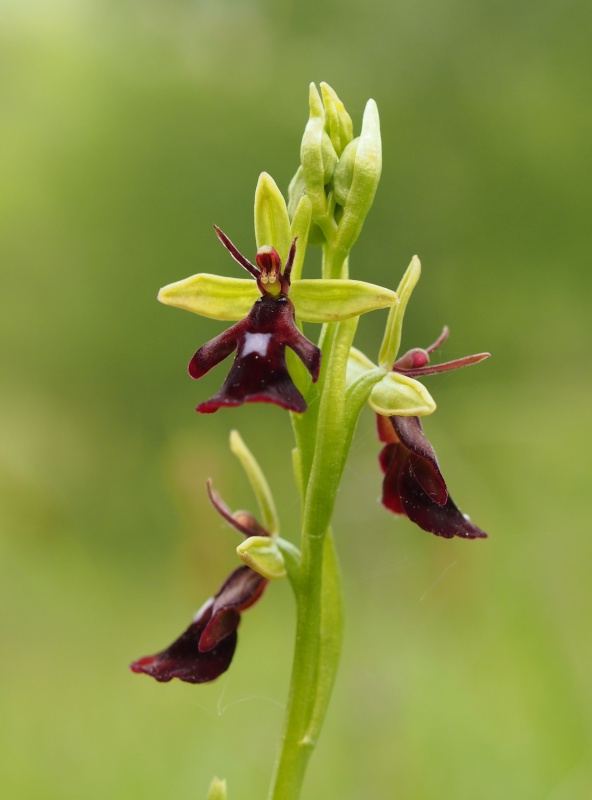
[334, 99, 382, 257]
[207, 777, 227, 800]
[320, 81, 353, 156]
[321, 131, 338, 183]
[332, 137, 359, 207]
[299, 83, 331, 233]
[287, 166, 324, 245]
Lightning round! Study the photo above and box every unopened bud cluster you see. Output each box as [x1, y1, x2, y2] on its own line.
[288, 83, 382, 276]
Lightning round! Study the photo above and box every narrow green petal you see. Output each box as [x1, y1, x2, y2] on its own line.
[378, 255, 421, 368]
[254, 172, 292, 266]
[292, 279, 397, 323]
[229, 430, 279, 535]
[369, 371, 436, 417]
[158, 274, 258, 320]
[236, 536, 287, 580]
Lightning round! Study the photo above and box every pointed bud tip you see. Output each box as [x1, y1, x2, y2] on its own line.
[207, 777, 228, 800]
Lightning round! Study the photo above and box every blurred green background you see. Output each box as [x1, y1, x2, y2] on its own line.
[1, 1, 591, 798]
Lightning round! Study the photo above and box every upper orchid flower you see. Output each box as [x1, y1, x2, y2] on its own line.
[157, 172, 399, 415]
[130, 482, 274, 684]
[188, 228, 320, 413]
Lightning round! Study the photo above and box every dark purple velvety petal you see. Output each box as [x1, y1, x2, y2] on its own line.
[213, 566, 268, 615]
[391, 416, 447, 506]
[206, 480, 269, 538]
[376, 413, 398, 445]
[198, 608, 241, 653]
[200, 566, 268, 651]
[286, 326, 321, 381]
[188, 320, 246, 379]
[213, 225, 261, 279]
[197, 348, 307, 412]
[195, 295, 320, 413]
[130, 600, 237, 684]
[399, 460, 487, 540]
[380, 442, 407, 515]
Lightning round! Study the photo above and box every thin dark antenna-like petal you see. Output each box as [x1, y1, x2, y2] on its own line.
[206, 480, 269, 538]
[426, 326, 450, 353]
[282, 237, 298, 285]
[214, 225, 261, 280]
[395, 352, 490, 377]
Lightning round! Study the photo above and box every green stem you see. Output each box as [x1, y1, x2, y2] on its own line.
[268, 317, 357, 800]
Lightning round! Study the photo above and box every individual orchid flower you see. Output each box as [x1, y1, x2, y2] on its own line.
[377, 326, 488, 539]
[130, 482, 274, 684]
[187, 228, 320, 413]
[345, 255, 490, 540]
[157, 173, 398, 414]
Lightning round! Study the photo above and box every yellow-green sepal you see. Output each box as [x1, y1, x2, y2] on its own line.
[369, 371, 436, 417]
[158, 274, 258, 320]
[207, 777, 227, 800]
[378, 255, 421, 368]
[159, 274, 397, 324]
[236, 536, 287, 580]
[291, 279, 397, 322]
[230, 430, 279, 535]
[254, 172, 292, 267]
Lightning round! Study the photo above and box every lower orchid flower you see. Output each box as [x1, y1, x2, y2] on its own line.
[345, 256, 490, 541]
[130, 482, 271, 684]
[376, 325, 488, 539]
